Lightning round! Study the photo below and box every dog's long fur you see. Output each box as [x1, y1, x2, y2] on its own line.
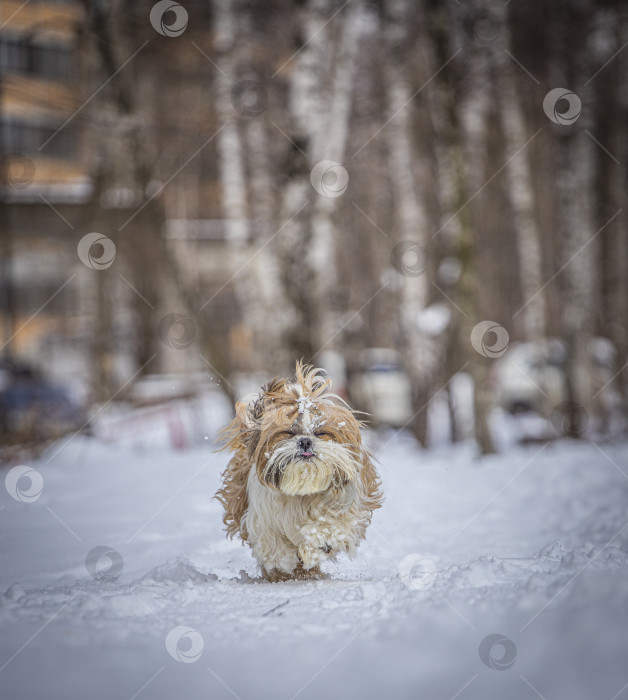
[216, 362, 383, 581]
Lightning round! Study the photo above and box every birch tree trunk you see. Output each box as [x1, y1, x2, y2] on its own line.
[382, 0, 434, 445]
[453, 2, 495, 454]
[244, 117, 273, 231]
[551, 1, 596, 436]
[242, 115, 285, 371]
[601, 8, 628, 423]
[211, 0, 248, 243]
[213, 0, 293, 372]
[211, 0, 259, 368]
[275, 0, 334, 362]
[557, 130, 596, 434]
[422, 2, 465, 442]
[489, 0, 545, 343]
[309, 0, 363, 357]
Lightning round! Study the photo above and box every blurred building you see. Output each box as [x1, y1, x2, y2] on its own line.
[0, 2, 256, 397]
[0, 0, 87, 187]
[0, 0, 90, 370]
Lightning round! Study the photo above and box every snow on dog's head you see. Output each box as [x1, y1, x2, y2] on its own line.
[223, 362, 364, 496]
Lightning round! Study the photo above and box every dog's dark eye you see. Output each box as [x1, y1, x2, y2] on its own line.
[281, 430, 296, 437]
[315, 431, 332, 440]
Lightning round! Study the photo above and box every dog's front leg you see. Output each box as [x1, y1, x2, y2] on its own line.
[249, 528, 299, 578]
[297, 516, 358, 568]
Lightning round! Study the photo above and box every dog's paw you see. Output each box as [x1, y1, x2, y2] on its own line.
[300, 522, 326, 545]
[298, 521, 355, 567]
[297, 542, 325, 569]
[300, 520, 354, 555]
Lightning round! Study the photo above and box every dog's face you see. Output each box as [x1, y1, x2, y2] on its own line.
[235, 368, 365, 497]
[255, 393, 362, 496]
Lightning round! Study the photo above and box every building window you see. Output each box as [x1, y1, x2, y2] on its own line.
[0, 35, 73, 81]
[2, 119, 76, 159]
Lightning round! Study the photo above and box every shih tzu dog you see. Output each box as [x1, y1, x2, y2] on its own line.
[217, 362, 382, 581]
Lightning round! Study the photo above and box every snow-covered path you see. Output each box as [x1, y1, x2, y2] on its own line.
[1, 432, 628, 700]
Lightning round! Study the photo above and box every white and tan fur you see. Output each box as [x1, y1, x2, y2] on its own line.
[216, 362, 383, 581]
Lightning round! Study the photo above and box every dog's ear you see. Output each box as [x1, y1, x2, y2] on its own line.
[249, 394, 266, 424]
[359, 449, 384, 513]
[219, 399, 260, 453]
[237, 399, 257, 428]
[216, 398, 262, 539]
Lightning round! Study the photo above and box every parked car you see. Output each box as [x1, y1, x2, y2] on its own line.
[0, 363, 88, 442]
[348, 349, 413, 428]
[493, 338, 616, 416]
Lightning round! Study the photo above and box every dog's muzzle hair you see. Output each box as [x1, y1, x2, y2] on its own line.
[259, 434, 359, 496]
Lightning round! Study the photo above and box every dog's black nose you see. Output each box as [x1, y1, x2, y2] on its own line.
[297, 436, 313, 452]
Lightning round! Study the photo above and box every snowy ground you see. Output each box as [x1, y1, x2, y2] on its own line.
[1, 426, 628, 700]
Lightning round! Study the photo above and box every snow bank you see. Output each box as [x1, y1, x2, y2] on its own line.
[1, 432, 627, 700]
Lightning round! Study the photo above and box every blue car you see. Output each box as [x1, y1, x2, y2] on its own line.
[0, 364, 88, 443]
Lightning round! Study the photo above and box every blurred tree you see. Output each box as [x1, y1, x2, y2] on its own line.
[382, 0, 435, 446]
[80, 0, 236, 402]
[5, 0, 623, 450]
